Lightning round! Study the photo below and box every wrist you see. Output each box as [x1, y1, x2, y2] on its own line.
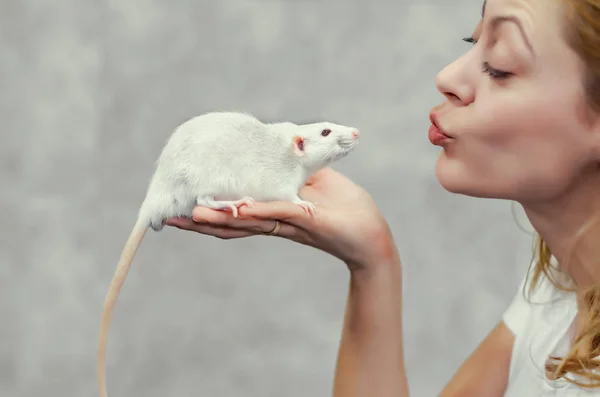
[347, 254, 402, 284]
[345, 224, 401, 274]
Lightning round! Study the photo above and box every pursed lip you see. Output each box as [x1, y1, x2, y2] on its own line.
[429, 112, 453, 138]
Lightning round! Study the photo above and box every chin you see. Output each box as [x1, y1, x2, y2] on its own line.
[434, 154, 511, 200]
[436, 172, 493, 199]
[434, 151, 586, 204]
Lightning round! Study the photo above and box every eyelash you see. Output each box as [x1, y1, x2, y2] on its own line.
[462, 35, 512, 80]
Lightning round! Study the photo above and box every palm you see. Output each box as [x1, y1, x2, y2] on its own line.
[175, 167, 394, 267]
[290, 168, 391, 265]
[300, 168, 377, 214]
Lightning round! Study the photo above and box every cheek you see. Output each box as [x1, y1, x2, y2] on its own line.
[436, 96, 589, 201]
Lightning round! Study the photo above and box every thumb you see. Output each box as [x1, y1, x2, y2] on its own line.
[305, 167, 335, 185]
[238, 201, 313, 228]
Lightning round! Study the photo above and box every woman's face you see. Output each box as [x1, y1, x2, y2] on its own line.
[430, 0, 599, 203]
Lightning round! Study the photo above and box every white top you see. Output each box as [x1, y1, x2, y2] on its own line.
[502, 266, 600, 396]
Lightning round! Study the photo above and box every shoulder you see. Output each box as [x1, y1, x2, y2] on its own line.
[502, 259, 574, 337]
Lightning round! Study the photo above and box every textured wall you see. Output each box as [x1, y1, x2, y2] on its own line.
[2, 0, 536, 396]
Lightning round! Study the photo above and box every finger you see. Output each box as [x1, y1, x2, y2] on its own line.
[166, 217, 255, 239]
[236, 201, 313, 227]
[167, 215, 302, 241]
[190, 207, 269, 231]
[184, 224, 255, 240]
[191, 203, 311, 230]
[191, 206, 254, 224]
[306, 167, 331, 182]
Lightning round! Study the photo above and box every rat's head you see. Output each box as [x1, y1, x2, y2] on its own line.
[290, 122, 360, 169]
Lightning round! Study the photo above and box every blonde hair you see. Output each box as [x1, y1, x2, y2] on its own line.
[526, 0, 600, 388]
[530, 235, 600, 387]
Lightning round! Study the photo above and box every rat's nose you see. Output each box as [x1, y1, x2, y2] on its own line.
[352, 130, 360, 139]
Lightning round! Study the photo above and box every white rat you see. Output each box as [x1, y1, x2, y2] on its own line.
[97, 110, 359, 397]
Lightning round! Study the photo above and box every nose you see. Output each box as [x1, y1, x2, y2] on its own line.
[352, 130, 360, 139]
[435, 53, 475, 106]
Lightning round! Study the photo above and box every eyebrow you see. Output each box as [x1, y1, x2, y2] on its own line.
[489, 15, 535, 56]
[481, 1, 534, 56]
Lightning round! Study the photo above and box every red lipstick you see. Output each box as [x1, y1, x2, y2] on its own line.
[428, 112, 453, 146]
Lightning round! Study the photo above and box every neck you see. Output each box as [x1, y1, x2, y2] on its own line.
[521, 169, 600, 290]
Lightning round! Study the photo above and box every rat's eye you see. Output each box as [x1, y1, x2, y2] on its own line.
[321, 129, 331, 137]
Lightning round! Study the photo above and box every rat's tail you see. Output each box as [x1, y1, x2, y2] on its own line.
[97, 217, 149, 397]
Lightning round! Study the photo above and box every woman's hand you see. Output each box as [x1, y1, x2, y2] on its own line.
[165, 167, 397, 269]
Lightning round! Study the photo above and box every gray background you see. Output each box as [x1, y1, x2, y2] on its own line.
[1, 0, 537, 396]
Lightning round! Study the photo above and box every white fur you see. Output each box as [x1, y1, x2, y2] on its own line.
[97, 111, 359, 397]
[138, 111, 359, 230]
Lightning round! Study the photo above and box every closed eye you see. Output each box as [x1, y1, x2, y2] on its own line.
[463, 35, 477, 45]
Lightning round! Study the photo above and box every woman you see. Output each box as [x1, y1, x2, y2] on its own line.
[166, 0, 600, 395]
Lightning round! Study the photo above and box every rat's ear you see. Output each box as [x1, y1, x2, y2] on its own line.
[292, 135, 305, 157]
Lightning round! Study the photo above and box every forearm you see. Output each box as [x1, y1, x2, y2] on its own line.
[332, 252, 409, 397]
